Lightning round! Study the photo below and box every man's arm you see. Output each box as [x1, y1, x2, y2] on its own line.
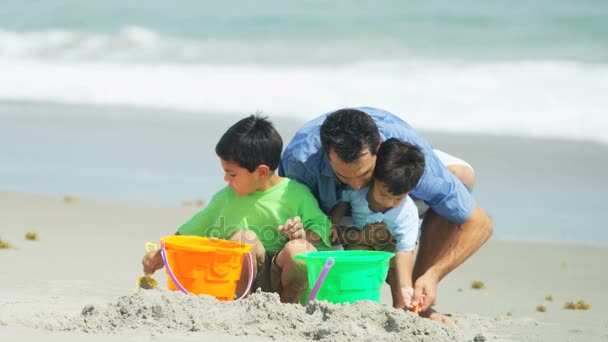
[429, 203, 492, 279]
[412, 203, 493, 311]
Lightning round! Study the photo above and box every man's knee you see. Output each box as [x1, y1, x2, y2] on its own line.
[447, 164, 475, 191]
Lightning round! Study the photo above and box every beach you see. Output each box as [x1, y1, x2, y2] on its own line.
[2, 111, 608, 341]
[1, 190, 607, 341]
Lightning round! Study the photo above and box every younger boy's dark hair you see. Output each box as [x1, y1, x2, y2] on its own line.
[215, 114, 283, 172]
[320, 108, 380, 164]
[374, 138, 425, 195]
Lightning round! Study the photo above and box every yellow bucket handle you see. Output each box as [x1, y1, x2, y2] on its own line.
[135, 242, 159, 292]
[145, 242, 157, 253]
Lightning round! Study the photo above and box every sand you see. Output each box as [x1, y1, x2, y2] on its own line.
[34, 291, 470, 341]
[1, 191, 607, 341]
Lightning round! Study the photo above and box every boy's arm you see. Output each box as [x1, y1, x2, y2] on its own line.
[142, 188, 224, 275]
[142, 231, 180, 274]
[330, 201, 349, 225]
[389, 199, 419, 310]
[392, 250, 415, 310]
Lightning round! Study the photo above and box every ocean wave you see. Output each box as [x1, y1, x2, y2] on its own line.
[0, 26, 209, 63]
[0, 57, 607, 144]
[0, 26, 412, 65]
[2, 26, 607, 65]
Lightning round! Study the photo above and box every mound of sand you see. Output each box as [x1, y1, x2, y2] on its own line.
[36, 290, 484, 341]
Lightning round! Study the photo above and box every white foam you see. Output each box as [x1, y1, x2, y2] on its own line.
[1, 57, 607, 144]
[0, 27, 394, 64]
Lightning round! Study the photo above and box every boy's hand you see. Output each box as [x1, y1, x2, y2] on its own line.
[142, 250, 164, 275]
[279, 216, 305, 240]
[401, 287, 414, 310]
[393, 287, 420, 312]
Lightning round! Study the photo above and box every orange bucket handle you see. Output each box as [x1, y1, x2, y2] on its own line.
[160, 241, 254, 301]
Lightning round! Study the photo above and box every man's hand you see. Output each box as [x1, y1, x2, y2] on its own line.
[411, 271, 439, 312]
[279, 216, 306, 240]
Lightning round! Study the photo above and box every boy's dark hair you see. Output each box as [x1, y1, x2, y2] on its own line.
[215, 114, 283, 172]
[320, 109, 380, 164]
[374, 138, 425, 195]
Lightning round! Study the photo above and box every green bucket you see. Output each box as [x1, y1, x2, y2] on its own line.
[295, 250, 394, 304]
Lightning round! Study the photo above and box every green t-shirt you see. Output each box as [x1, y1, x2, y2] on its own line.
[178, 178, 331, 252]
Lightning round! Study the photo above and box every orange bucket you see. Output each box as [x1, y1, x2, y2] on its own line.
[159, 235, 252, 301]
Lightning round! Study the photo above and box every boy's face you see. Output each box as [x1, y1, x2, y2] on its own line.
[220, 159, 260, 196]
[369, 180, 408, 210]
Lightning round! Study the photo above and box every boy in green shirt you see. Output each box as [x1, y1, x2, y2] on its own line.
[142, 114, 331, 303]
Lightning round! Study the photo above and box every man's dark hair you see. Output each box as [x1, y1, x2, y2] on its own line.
[215, 114, 283, 172]
[320, 109, 380, 164]
[374, 138, 425, 195]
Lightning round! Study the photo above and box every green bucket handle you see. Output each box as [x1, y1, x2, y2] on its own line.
[306, 257, 335, 304]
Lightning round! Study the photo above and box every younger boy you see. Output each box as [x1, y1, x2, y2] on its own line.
[142, 114, 331, 303]
[330, 138, 425, 311]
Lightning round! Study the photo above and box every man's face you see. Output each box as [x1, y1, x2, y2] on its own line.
[328, 148, 377, 190]
[220, 159, 259, 196]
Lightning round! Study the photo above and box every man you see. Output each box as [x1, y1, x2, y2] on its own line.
[279, 107, 493, 323]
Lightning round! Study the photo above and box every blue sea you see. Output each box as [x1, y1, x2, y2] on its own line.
[1, 0, 607, 243]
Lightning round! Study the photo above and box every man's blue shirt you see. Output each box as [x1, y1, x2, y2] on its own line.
[278, 107, 475, 224]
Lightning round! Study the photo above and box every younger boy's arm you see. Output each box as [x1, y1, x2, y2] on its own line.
[330, 202, 349, 225]
[392, 250, 415, 310]
[389, 197, 420, 310]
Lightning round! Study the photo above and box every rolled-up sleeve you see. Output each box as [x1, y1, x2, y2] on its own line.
[411, 165, 475, 225]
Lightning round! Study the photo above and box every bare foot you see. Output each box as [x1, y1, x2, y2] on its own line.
[420, 307, 456, 325]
